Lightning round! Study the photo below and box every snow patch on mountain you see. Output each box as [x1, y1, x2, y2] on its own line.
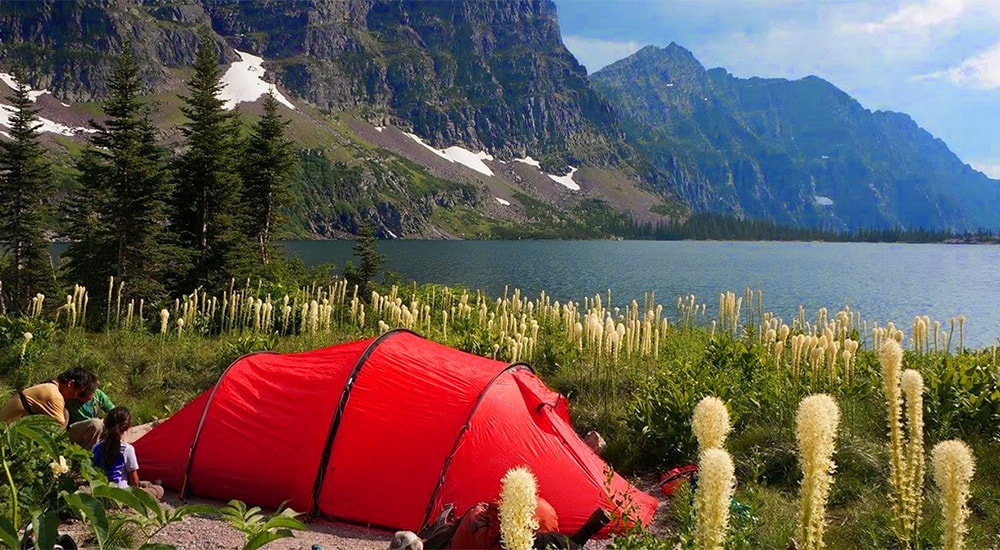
[219, 50, 296, 111]
[496, 197, 511, 206]
[514, 156, 541, 168]
[0, 104, 94, 137]
[0, 72, 49, 102]
[404, 132, 495, 176]
[549, 167, 580, 191]
[814, 195, 834, 206]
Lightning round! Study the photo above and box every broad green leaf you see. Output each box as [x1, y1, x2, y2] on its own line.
[130, 486, 167, 524]
[12, 417, 60, 457]
[0, 516, 20, 550]
[243, 529, 294, 550]
[138, 544, 178, 550]
[261, 515, 306, 531]
[93, 484, 149, 516]
[32, 509, 59, 550]
[63, 491, 110, 547]
[170, 503, 219, 521]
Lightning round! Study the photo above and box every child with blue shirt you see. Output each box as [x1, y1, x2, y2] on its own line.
[92, 406, 163, 499]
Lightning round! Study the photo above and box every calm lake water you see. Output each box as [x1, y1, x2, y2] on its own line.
[282, 240, 1000, 349]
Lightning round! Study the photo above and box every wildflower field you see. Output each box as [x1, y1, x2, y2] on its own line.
[2, 281, 999, 549]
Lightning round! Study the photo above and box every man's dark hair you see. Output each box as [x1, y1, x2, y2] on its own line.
[56, 368, 98, 395]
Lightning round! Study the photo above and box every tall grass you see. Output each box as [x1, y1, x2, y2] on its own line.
[3, 278, 1000, 547]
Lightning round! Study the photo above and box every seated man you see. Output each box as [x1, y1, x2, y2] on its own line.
[66, 386, 115, 450]
[0, 368, 98, 432]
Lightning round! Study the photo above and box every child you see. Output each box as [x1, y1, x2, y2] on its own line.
[92, 406, 164, 499]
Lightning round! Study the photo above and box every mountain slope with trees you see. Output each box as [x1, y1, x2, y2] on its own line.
[591, 44, 1000, 232]
[0, 2, 997, 238]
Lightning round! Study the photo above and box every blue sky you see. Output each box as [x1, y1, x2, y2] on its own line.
[554, 0, 1000, 178]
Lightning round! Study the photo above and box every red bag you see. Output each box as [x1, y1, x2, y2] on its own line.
[659, 464, 698, 497]
[446, 497, 559, 549]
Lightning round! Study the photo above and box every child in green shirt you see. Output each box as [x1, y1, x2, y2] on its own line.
[66, 388, 115, 449]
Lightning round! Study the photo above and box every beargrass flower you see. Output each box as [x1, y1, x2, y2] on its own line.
[692, 396, 730, 452]
[796, 394, 840, 550]
[50, 455, 69, 476]
[499, 466, 538, 550]
[19, 332, 33, 360]
[932, 440, 975, 550]
[901, 369, 925, 537]
[695, 448, 735, 550]
[880, 339, 908, 541]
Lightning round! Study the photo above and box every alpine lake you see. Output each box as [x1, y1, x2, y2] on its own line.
[280, 240, 1000, 350]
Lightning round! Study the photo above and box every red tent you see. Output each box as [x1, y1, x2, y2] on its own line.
[134, 329, 657, 534]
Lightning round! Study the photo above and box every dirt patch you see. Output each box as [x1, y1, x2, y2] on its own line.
[92, 425, 671, 549]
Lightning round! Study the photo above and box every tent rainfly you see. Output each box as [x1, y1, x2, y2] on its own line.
[134, 330, 657, 533]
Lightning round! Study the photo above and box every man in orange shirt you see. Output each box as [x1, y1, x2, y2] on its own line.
[0, 368, 98, 429]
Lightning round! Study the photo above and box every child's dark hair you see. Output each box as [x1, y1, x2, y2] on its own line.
[99, 406, 133, 470]
[57, 367, 98, 396]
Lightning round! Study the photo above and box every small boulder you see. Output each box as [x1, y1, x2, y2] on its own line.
[584, 430, 606, 455]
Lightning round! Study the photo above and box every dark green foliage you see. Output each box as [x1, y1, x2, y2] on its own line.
[0, 68, 55, 314]
[343, 223, 384, 300]
[62, 44, 180, 308]
[171, 29, 254, 293]
[240, 91, 295, 266]
[0, 416, 92, 535]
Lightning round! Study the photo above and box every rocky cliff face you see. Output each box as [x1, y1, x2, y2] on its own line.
[3, 1, 996, 234]
[0, 0, 626, 165]
[592, 44, 1000, 231]
[209, 0, 626, 163]
[0, 0, 237, 100]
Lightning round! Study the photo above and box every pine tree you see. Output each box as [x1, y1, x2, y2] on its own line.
[63, 44, 180, 305]
[172, 29, 254, 292]
[240, 90, 295, 266]
[0, 69, 54, 314]
[344, 222, 384, 300]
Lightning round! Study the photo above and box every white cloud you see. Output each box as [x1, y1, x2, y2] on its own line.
[861, 0, 966, 33]
[921, 41, 1000, 88]
[970, 160, 1000, 178]
[562, 35, 643, 73]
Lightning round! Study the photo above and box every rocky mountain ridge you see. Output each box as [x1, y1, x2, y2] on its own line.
[591, 43, 1000, 232]
[1, 2, 997, 235]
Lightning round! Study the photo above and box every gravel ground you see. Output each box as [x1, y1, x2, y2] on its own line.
[61, 487, 655, 549]
[58, 424, 668, 549]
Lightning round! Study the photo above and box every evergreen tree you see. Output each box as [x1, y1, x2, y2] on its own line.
[0, 69, 54, 313]
[240, 90, 294, 266]
[172, 29, 253, 292]
[344, 222, 384, 300]
[63, 44, 179, 305]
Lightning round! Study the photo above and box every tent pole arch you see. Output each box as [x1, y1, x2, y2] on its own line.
[309, 328, 417, 516]
[419, 362, 534, 529]
[179, 350, 277, 500]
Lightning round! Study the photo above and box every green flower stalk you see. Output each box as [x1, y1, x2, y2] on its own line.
[796, 394, 840, 550]
[695, 448, 735, 550]
[499, 466, 539, 550]
[931, 440, 975, 550]
[692, 396, 730, 452]
[900, 369, 925, 539]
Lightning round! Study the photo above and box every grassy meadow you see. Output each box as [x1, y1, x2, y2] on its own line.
[2, 280, 999, 549]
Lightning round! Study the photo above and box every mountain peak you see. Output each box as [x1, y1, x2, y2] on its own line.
[595, 41, 705, 79]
